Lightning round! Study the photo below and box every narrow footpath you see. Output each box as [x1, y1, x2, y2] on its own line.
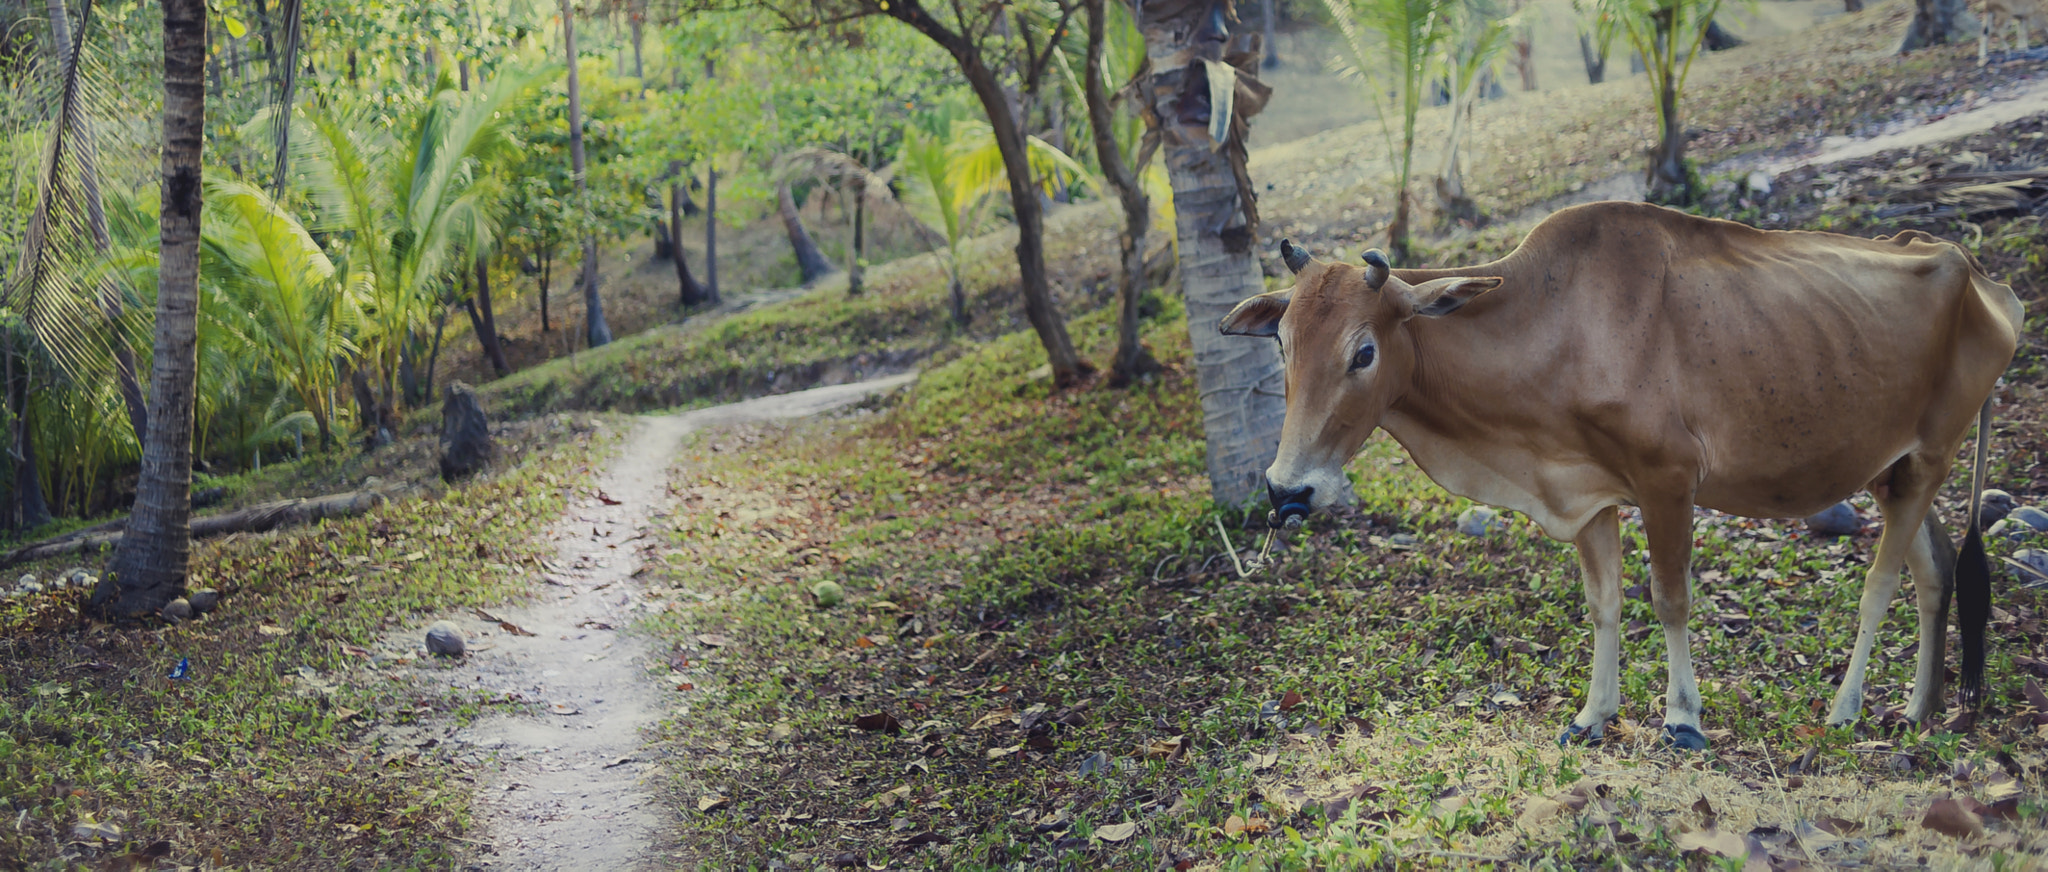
[455, 374, 916, 870]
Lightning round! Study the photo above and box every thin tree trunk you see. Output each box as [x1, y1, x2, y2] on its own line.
[1900, 0, 1972, 50]
[562, 0, 610, 348]
[956, 55, 1089, 386]
[424, 304, 448, 397]
[848, 176, 865, 295]
[1578, 32, 1608, 84]
[1261, 0, 1279, 69]
[538, 247, 553, 331]
[399, 330, 421, 403]
[672, 183, 705, 306]
[629, 0, 644, 79]
[7, 340, 51, 531]
[777, 179, 838, 285]
[269, 0, 301, 197]
[462, 298, 490, 368]
[474, 257, 509, 374]
[1085, 0, 1158, 387]
[1512, 30, 1536, 89]
[1142, 27, 1285, 506]
[705, 163, 720, 303]
[100, 0, 204, 617]
[1844, 0, 1863, 11]
[1648, 72, 1690, 201]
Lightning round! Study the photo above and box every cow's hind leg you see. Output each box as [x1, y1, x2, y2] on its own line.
[1562, 507, 1624, 745]
[1641, 495, 1706, 750]
[1903, 513, 1957, 724]
[1826, 457, 1941, 727]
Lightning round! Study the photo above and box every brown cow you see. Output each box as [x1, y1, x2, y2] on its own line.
[1221, 201, 2024, 748]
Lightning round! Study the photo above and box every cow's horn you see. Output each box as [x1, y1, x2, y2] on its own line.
[1361, 249, 1391, 290]
[1280, 239, 1312, 274]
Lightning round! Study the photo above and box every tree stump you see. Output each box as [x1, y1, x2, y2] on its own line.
[439, 382, 495, 482]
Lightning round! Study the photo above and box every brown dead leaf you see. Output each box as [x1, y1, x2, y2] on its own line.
[2026, 678, 2048, 713]
[257, 624, 288, 636]
[1094, 821, 1139, 843]
[1675, 826, 1747, 858]
[1813, 816, 1861, 836]
[853, 712, 903, 734]
[1278, 690, 1304, 711]
[969, 709, 1015, 730]
[1224, 814, 1247, 836]
[696, 633, 731, 648]
[1922, 797, 1986, 839]
[697, 794, 729, 812]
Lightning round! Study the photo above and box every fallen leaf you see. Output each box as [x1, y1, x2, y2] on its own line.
[696, 633, 732, 648]
[1139, 735, 1185, 759]
[969, 709, 1015, 730]
[498, 621, 537, 637]
[986, 744, 1023, 760]
[675, 682, 695, 691]
[1278, 690, 1305, 711]
[1922, 798, 1986, 839]
[697, 794, 730, 812]
[854, 712, 903, 734]
[603, 756, 636, 768]
[548, 702, 582, 715]
[1675, 826, 1747, 858]
[1094, 821, 1139, 843]
[257, 624, 288, 636]
[900, 830, 948, 849]
[597, 491, 623, 506]
[1223, 814, 1247, 836]
[1693, 794, 1718, 828]
[1813, 816, 1861, 836]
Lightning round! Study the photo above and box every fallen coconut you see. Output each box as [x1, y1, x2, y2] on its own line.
[161, 598, 193, 622]
[812, 580, 845, 608]
[1979, 489, 2017, 528]
[1804, 501, 1861, 537]
[425, 620, 466, 656]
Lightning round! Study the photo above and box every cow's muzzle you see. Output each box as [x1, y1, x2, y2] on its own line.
[1267, 483, 1313, 529]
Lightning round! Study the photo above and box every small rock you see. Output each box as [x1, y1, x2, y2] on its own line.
[161, 598, 193, 622]
[1990, 519, 2031, 543]
[16, 579, 41, 595]
[812, 580, 845, 608]
[425, 620, 466, 657]
[1389, 533, 1419, 546]
[362, 475, 384, 489]
[1745, 171, 1772, 195]
[439, 382, 496, 482]
[16, 573, 35, 589]
[2010, 549, 2048, 585]
[2009, 505, 2048, 533]
[1804, 502, 1861, 537]
[1457, 506, 1506, 537]
[1979, 489, 2016, 528]
[187, 589, 220, 615]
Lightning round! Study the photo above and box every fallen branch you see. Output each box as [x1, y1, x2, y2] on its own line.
[1, 491, 385, 568]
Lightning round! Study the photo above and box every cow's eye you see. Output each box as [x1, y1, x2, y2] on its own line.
[1350, 343, 1376, 371]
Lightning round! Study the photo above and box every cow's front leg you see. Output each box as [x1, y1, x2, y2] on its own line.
[1642, 496, 1706, 750]
[1561, 507, 1624, 745]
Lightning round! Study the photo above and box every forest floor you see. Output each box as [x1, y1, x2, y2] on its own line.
[6, 0, 2048, 869]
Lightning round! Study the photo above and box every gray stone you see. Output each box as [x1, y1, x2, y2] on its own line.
[1457, 506, 1506, 537]
[187, 589, 220, 615]
[426, 620, 466, 657]
[438, 382, 495, 482]
[16, 578, 41, 595]
[15, 573, 35, 589]
[161, 598, 192, 622]
[1804, 501, 1862, 537]
[1745, 171, 1772, 195]
[1389, 533, 1420, 546]
[2011, 549, 2048, 586]
[2010, 505, 2048, 533]
[1990, 519, 2025, 542]
[1979, 489, 2017, 528]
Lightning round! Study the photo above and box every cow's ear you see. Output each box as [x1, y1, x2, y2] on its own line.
[1408, 276, 1501, 318]
[1219, 289, 1292, 337]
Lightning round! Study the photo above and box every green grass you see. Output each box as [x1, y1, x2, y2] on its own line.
[0, 415, 621, 869]
[639, 290, 2048, 869]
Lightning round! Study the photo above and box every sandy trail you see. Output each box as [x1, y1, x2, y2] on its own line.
[455, 373, 915, 870]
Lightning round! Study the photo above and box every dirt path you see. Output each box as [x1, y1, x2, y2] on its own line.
[454, 373, 916, 871]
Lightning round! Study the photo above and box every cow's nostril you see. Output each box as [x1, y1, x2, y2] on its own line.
[1266, 483, 1314, 529]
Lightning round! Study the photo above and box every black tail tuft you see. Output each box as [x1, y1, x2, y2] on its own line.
[1957, 523, 1991, 707]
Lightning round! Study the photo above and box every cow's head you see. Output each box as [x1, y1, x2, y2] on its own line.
[1220, 240, 1501, 526]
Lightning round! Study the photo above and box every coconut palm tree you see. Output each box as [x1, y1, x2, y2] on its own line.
[1326, 0, 1453, 263]
[1434, 0, 1514, 225]
[100, 0, 207, 617]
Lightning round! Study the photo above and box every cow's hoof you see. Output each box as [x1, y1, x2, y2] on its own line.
[1558, 719, 1609, 747]
[1662, 723, 1709, 751]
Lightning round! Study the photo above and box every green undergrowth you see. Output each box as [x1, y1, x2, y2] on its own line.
[475, 206, 1126, 421]
[641, 296, 2048, 869]
[0, 414, 620, 869]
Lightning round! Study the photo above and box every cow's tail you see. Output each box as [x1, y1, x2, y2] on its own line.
[1957, 397, 1994, 708]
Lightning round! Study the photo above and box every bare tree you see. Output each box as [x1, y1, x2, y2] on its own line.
[562, 0, 611, 347]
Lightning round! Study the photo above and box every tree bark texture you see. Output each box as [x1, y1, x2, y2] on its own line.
[1143, 49, 1285, 506]
[1899, 0, 1973, 50]
[777, 179, 838, 286]
[1647, 73, 1690, 201]
[1578, 32, 1607, 83]
[474, 257, 509, 374]
[1084, 0, 1159, 387]
[561, 0, 611, 348]
[7, 342, 51, 531]
[671, 184, 706, 306]
[99, 0, 205, 618]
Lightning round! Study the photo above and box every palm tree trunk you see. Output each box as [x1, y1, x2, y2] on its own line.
[424, 304, 448, 401]
[7, 339, 51, 531]
[538, 247, 553, 331]
[848, 176, 865, 296]
[474, 257, 509, 374]
[1142, 30, 1285, 506]
[100, 0, 204, 617]
[777, 179, 837, 286]
[1647, 72, 1690, 201]
[1900, 0, 1972, 50]
[561, 0, 610, 348]
[1578, 32, 1608, 83]
[1084, 0, 1157, 387]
